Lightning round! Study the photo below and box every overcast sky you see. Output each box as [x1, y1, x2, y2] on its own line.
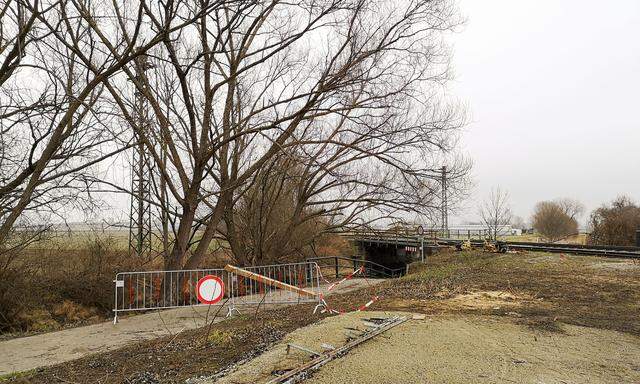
[449, 0, 640, 226]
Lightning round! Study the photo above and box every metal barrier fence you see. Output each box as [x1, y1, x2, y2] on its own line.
[230, 262, 321, 306]
[307, 256, 405, 278]
[113, 261, 321, 323]
[113, 268, 228, 323]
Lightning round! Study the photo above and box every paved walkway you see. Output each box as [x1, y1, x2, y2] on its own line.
[0, 279, 381, 376]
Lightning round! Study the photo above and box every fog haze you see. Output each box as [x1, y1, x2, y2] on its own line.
[450, 0, 640, 225]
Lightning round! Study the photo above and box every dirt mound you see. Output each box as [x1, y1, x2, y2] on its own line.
[441, 290, 528, 310]
[200, 311, 404, 384]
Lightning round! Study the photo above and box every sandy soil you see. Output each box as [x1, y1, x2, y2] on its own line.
[207, 311, 640, 384]
[308, 314, 640, 384]
[201, 311, 403, 384]
[589, 260, 640, 271]
[0, 279, 379, 376]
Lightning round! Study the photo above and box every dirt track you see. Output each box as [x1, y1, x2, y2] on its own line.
[0, 279, 380, 376]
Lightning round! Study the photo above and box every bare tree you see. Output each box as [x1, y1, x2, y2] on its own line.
[510, 215, 526, 230]
[87, 0, 467, 269]
[0, 0, 196, 253]
[531, 200, 579, 242]
[479, 187, 512, 241]
[222, 155, 322, 265]
[556, 198, 585, 222]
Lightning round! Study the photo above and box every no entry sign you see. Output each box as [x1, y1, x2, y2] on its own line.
[196, 275, 225, 304]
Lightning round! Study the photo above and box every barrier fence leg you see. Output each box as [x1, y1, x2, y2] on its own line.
[227, 290, 241, 317]
[226, 275, 240, 317]
[313, 296, 326, 314]
[113, 278, 119, 325]
[226, 305, 240, 317]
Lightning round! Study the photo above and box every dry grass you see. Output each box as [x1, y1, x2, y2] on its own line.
[0, 234, 134, 335]
[380, 249, 640, 335]
[1, 230, 344, 335]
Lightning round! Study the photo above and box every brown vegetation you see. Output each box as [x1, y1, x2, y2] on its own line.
[0, 230, 350, 334]
[0, 234, 132, 334]
[531, 198, 583, 242]
[588, 195, 640, 246]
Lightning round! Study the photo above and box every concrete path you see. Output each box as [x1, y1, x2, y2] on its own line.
[0, 279, 382, 376]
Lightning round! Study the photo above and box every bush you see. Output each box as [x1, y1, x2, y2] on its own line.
[531, 200, 580, 242]
[588, 196, 640, 246]
[0, 267, 31, 332]
[0, 232, 134, 333]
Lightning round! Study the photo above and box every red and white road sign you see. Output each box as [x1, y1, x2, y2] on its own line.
[196, 275, 225, 304]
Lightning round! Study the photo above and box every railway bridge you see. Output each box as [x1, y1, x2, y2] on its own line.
[343, 230, 640, 275]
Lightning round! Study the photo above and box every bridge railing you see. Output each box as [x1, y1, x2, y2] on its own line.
[306, 256, 405, 279]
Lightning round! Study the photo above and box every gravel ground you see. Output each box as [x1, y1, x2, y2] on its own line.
[306, 314, 640, 384]
[202, 310, 640, 384]
[590, 260, 640, 271]
[202, 310, 404, 384]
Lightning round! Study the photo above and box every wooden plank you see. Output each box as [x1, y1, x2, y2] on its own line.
[224, 264, 317, 297]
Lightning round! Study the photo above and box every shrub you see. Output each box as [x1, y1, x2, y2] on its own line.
[588, 196, 640, 246]
[532, 200, 580, 242]
[0, 232, 133, 333]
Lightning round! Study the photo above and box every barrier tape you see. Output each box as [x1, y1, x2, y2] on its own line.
[317, 293, 380, 314]
[326, 266, 364, 291]
[314, 265, 380, 314]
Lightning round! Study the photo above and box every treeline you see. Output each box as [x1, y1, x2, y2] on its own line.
[530, 196, 639, 246]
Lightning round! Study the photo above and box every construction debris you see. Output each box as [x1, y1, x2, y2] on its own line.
[223, 264, 317, 297]
[286, 344, 321, 357]
[320, 343, 335, 351]
[267, 316, 408, 384]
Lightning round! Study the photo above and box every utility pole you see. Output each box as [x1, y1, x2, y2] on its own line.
[440, 166, 448, 237]
[416, 225, 425, 263]
[128, 55, 154, 259]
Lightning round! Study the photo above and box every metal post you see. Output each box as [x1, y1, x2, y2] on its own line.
[335, 257, 339, 278]
[420, 236, 424, 263]
[113, 278, 118, 324]
[440, 166, 448, 236]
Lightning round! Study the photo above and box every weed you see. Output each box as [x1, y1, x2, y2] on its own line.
[206, 329, 233, 345]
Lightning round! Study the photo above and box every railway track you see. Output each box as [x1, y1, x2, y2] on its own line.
[437, 238, 640, 259]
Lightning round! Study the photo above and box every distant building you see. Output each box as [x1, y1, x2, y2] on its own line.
[448, 224, 521, 237]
